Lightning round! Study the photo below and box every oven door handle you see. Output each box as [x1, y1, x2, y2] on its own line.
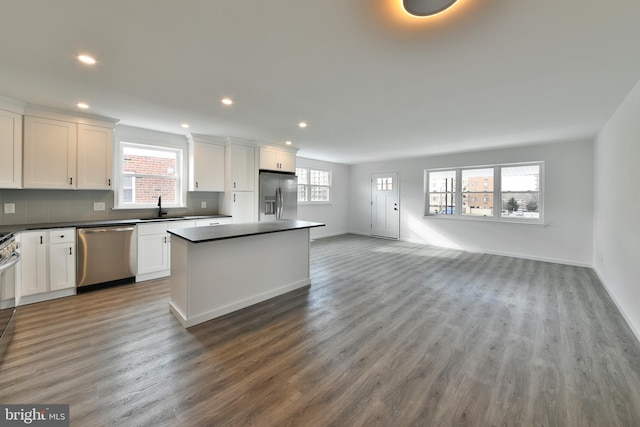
[0, 253, 20, 273]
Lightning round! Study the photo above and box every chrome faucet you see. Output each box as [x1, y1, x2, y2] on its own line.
[158, 195, 168, 217]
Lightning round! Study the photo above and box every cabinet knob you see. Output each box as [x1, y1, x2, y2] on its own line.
[60, 235, 64, 238]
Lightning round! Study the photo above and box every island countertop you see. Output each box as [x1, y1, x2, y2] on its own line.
[167, 219, 325, 243]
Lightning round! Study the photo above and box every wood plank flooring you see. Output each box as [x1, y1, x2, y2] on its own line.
[1, 234, 640, 426]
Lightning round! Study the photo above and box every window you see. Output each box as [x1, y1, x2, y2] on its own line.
[425, 162, 543, 223]
[426, 170, 456, 215]
[376, 176, 393, 191]
[296, 167, 331, 203]
[116, 141, 185, 209]
[501, 164, 541, 220]
[462, 168, 494, 217]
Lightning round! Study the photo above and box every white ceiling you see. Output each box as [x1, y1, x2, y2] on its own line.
[1, 0, 639, 164]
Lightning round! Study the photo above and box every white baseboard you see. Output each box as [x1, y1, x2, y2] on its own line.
[593, 268, 640, 344]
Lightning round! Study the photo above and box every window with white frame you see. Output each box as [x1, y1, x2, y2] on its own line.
[296, 167, 331, 203]
[424, 162, 543, 222]
[116, 142, 185, 209]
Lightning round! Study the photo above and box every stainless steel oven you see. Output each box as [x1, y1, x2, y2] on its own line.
[0, 232, 20, 364]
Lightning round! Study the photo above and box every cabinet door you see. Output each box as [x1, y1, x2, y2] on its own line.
[137, 233, 169, 275]
[231, 192, 255, 223]
[77, 124, 113, 190]
[277, 150, 297, 173]
[259, 147, 279, 171]
[49, 242, 76, 291]
[23, 116, 77, 189]
[19, 231, 48, 296]
[193, 142, 224, 191]
[0, 109, 22, 188]
[230, 144, 255, 191]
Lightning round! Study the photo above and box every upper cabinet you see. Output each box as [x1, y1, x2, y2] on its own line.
[77, 124, 114, 190]
[226, 141, 255, 191]
[22, 109, 117, 190]
[189, 134, 225, 192]
[0, 108, 22, 188]
[23, 116, 77, 189]
[259, 146, 297, 173]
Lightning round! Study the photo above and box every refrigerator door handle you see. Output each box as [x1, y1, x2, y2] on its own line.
[276, 187, 283, 220]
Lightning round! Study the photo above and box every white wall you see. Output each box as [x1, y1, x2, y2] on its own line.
[296, 157, 349, 239]
[349, 140, 594, 266]
[594, 79, 640, 340]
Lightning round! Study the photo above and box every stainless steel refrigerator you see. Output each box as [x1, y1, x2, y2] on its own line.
[259, 171, 298, 221]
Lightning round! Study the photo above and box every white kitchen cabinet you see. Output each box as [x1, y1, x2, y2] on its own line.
[219, 140, 257, 222]
[0, 108, 22, 188]
[23, 116, 77, 189]
[77, 124, 114, 190]
[136, 220, 196, 281]
[259, 146, 297, 173]
[17, 231, 49, 296]
[23, 110, 117, 190]
[227, 142, 255, 191]
[195, 217, 233, 227]
[189, 135, 225, 192]
[227, 192, 255, 224]
[17, 228, 76, 303]
[48, 229, 76, 291]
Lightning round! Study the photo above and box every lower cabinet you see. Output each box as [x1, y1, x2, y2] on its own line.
[136, 220, 195, 281]
[17, 228, 76, 305]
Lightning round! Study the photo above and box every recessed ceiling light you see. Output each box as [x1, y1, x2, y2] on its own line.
[221, 98, 233, 106]
[78, 55, 96, 65]
[402, 0, 458, 17]
[77, 102, 89, 109]
[298, 122, 307, 128]
[285, 141, 292, 145]
[181, 123, 190, 129]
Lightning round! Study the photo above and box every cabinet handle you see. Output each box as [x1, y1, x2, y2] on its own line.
[233, 182, 236, 189]
[195, 181, 198, 188]
[40, 236, 43, 245]
[234, 194, 236, 203]
[164, 236, 167, 243]
[108, 178, 111, 186]
[70, 177, 73, 185]
[69, 247, 72, 255]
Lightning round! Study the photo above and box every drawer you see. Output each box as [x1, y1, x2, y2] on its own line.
[137, 222, 168, 236]
[196, 218, 232, 227]
[50, 228, 75, 243]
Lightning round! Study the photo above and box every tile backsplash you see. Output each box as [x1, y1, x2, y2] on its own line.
[0, 189, 220, 225]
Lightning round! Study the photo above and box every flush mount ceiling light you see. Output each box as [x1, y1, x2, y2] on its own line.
[181, 123, 190, 129]
[298, 122, 307, 128]
[77, 54, 96, 65]
[76, 102, 89, 109]
[221, 97, 233, 106]
[402, 0, 458, 17]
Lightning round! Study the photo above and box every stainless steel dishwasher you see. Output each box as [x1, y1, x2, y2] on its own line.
[77, 226, 137, 288]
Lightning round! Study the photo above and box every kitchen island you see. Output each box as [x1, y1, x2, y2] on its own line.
[167, 220, 325, 327]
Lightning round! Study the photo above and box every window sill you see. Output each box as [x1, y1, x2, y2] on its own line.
[424, 214, 547, 227]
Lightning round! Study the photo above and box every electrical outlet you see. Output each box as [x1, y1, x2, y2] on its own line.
[201, 201, 207, 209]
[93, 202, 106, 211]
[4, 203, 15, 214]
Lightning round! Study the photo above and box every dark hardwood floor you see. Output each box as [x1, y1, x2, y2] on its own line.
[1, 234, 640, 426]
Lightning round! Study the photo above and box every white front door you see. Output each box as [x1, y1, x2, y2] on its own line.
[371, 172, 399, 239]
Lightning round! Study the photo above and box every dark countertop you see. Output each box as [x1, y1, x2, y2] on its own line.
[0, 215, 232, 237]
[168, 220, 325, 243]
